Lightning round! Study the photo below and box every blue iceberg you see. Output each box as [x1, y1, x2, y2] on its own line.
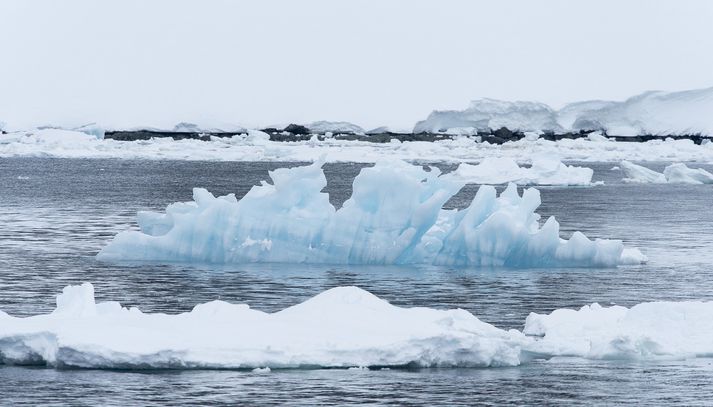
[97, 161, 643, 267]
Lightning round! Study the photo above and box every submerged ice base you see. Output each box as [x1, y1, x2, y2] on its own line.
[98, 161, 641, 267]
[1, 283, 711, 370]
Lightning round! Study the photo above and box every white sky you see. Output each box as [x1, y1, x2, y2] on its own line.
[1, 0, 713, 130]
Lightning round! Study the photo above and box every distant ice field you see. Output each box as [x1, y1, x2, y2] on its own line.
[2, 129, 713, 163]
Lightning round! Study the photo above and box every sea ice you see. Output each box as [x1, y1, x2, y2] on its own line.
[0, 283, 526, 369]
[1, 283, 710, 369]
[620, 161, 667, 183]
[620, 161, 713, 184]
[98, 161, 640, 267]
[663, 163, 713, 184]
[524, 301, 713, 359]
[444, 155, 594, 186]
[2, 128, 712, 164]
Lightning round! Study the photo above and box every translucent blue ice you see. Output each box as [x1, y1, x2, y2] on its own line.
[98, 161, 637, 267]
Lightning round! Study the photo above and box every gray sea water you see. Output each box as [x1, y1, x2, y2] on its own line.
[1, 157, 712, 405]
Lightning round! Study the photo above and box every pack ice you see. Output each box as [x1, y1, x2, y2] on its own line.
[2, 283, 712, 369]
[98, 161, 642, 267]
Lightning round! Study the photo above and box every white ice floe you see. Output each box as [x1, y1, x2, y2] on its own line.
[1, 283, 710, 369]
[416, 87, 713, 137]
[444, 155, 594, 186]
[2, 129, 712, 163]
[0, 283, 526, 369]
[524, 301, 713, 360]
[98, 161, 641, 267]
[620, 161, 668, 183]
[663, 163, 713, 184]
[620, 161, 713, 184]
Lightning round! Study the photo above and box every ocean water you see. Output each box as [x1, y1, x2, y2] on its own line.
[1, 157, 712, 405]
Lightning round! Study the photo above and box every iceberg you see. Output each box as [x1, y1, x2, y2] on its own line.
[444, 155, 594, 186]
[2, 283, 711, 369]
[0, 283, 526, 369]
[621, 161, 713, 184]
[524, 301, 713, 360]
[98, 161, 639, 267]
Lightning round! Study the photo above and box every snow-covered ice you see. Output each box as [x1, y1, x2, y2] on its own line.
[1, 283, 711, 369]
[567, 88, 713, 136]
[620, 161, 713, 184]
[98, 161, 641, 267]
[620, 161, 668, 183]
[444, 155, 594, 186]
[663, 163, 713, 184]
[307, 121, 365, 134]
[524, 301, 713, 360]
[2, 128, 712, 164]
[416, 87, 713, 137]
[0, 283, 526, 369]
[414, 99, 562, 133]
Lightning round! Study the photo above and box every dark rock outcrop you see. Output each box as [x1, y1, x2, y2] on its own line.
[283, 124, 310, 135]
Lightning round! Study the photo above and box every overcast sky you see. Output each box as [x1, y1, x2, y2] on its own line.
[1, 0, 713, 130]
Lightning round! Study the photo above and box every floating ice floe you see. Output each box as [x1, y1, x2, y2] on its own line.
[98, 160, 643, 267]
[444, 155, 594, 186]
[620, 161, 713, 184]
[524, 301, 713, 360]
[0, 283, 526, 369]
[1, 283, 711, 369]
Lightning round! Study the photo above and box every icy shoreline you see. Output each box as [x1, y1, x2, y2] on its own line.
[1, 128, 712, 164]
[1, 282, 711, 370]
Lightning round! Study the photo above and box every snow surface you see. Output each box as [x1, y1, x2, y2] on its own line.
[307, 121, 365, 134]
[416, 87, 713, 137]
[524, 301, 713, 360]
[2, 129, 713, 164]
[569, 88, 713, 136]
[621, 161, 713, 184]
[444, 155, 594, 186]
[414, 99, 562, 134]
[98, 161, 641, 267]
[0, 283, 525, 369]
[1, 283, 710, 369]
